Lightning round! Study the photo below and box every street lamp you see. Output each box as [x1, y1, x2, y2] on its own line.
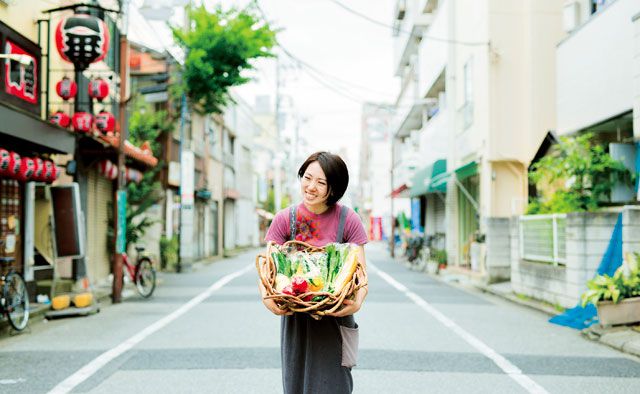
[0, 54, 32, 66]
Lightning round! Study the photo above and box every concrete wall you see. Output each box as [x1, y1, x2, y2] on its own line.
[485, 217, 510, 283]
[622, 206, 640, 256]
[634, 12, 640, 140]
[511, 211, 619, 308]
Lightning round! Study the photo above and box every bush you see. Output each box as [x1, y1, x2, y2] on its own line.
[528, 133, 634, 214]
[160, 236, 179, 271]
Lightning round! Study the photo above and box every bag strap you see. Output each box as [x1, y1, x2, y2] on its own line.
[336, 205, 348, 243]
[289, 205, 297, 241]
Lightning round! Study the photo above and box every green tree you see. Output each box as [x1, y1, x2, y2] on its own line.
[528, 133, 634, 214]
[172, 4, 277, 114]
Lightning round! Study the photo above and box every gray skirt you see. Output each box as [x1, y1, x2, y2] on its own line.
[281, 313, 359, 394]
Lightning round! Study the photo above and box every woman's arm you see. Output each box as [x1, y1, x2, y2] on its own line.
[327, 245, 368, 317]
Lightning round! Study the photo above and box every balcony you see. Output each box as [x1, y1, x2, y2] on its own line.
[417, 109, 448, 168]
[393, 0, 435, 76]
[556, 0, 638, 134]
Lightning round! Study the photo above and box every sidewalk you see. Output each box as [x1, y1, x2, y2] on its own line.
[396, 256, 640, 360]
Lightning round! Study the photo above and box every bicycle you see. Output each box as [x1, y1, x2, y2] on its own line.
[122, 246, 156, 298]
[0, 245, 29, 331]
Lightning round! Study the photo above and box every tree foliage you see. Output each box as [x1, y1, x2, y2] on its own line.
[527, 133, 634, 214]
[172, 4, 277, 114]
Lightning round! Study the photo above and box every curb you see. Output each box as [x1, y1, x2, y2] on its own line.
[394, 256, 640, 360]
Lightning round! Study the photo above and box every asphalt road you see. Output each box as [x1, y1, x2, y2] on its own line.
[1, 242, 639, 393]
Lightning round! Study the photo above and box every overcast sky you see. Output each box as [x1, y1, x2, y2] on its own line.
[132, 0, 399, 179]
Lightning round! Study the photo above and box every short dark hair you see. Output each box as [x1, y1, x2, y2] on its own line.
[298, 151, 349, 206]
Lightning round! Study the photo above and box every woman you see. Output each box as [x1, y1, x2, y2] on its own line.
[259, 151, 368, 394]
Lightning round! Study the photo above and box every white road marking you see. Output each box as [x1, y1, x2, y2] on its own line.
[47, 264, 253, 394]
[370, 263, 549, 394]
[0, 378, 26, 385]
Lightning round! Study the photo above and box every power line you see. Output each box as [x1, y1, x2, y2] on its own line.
[328, 0, 488, 47]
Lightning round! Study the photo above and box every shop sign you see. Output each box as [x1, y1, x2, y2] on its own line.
[3, 40, 37, 104]
[0, 21, 41, 115]
[116, 190, 126, 254]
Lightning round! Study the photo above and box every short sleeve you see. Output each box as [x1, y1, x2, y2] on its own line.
[265, 209, 290, 245]
[343, 210, 368, 245]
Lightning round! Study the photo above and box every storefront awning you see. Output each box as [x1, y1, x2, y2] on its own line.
[408, 159, 447, 197]
[0, 102, 75, 154]
[455, 160, 478, 181]
[390, 183, 409, 198]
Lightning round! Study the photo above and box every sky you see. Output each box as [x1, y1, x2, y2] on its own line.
[130, 0, 399, 180]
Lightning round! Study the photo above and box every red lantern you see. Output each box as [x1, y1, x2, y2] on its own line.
[55, 77, 77, 100]
[88, 78, 109, 101]
[33, 158, 45, 181]
[42, 160, 54, 182]
[72, 112, 93, 133]
[16, 157, 35, 182]
[0, 148, 9, 176]
[7, 152, 21, 178]
[50, 111, 71, 128]
[55, 13, 110, 71]
[47, 162, 61, 183]
[95, 111, 116, 135]
[98, 160, 118, 180]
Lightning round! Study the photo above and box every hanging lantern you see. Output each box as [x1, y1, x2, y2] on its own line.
[7, 152, 21, 178]
[88, 78, 109, 101]
[0, 148, 9, 177]
[98, 160, 118, 180]
[55, 13, 110, 71]
[50, 111, 71, 128]
[47, 162, 61, 183]
[33, 158, 45, 181]
[125, 167, 143, 184]
[55, 77, 77, 100]
[95, 111, 116, 135]
[16, 157, 35, 182]
[72, 112, 93, 133]
[42, 160, 54, 182]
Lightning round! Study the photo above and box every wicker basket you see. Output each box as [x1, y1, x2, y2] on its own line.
[256, 240, 367, 319]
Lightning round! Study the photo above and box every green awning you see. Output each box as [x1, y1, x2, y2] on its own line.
[455, 160, 478, 181]
[428, 171, 450, 192]
[408, 159, 447, 197]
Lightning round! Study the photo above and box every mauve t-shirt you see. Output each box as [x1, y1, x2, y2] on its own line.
[265, 202, 368, 247]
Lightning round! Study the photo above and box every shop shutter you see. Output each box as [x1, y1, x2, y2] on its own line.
[86, 168, 113, 284]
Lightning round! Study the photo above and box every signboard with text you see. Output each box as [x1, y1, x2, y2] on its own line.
[0, 20, 41, 115]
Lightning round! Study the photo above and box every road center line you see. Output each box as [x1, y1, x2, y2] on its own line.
[47, 264, 253, 394]
[369, 263, 549, 394]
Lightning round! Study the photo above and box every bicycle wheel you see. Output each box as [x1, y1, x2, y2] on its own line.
[135, 258, 156, 298]
[3, 271, 29, 331]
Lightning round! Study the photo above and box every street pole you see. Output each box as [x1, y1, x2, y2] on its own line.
[274, 55, 282, 212]
[390, 134, 395, 258]
[113, 0, 129, 303]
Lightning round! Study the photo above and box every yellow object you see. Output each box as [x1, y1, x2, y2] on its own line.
[296, 264, 304, 276]
[52, 295, 71, 310]
[308, 276, 324, 292]
[73, 292, 93, 308]
[333, 247, 359, 294]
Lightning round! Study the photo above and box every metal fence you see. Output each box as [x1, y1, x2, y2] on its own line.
[519, 214, 567, 265]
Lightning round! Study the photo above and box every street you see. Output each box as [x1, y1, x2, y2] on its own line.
[1, 243, 639, 394]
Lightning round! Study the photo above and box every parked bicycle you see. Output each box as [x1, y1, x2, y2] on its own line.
[0, 241, 29, 331]
[122, 246, 156, 298]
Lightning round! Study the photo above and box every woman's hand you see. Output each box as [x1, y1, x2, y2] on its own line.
[258, 279, 293, 316]
[327, 286, 368, 317]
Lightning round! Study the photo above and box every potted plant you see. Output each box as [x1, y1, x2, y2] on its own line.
[581, 253, 640, 326]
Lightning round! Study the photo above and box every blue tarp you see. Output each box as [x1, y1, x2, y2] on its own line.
[548, 213, 623, 330]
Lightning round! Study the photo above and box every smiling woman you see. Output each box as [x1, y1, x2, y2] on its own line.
[259, 151, 369, 394]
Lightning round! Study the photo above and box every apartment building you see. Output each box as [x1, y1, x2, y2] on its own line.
[392, 0, 565, 281]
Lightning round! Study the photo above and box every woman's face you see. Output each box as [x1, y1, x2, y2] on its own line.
[301, 161, 329, 207]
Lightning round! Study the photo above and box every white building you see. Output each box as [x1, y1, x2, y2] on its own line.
[392, 0, 566, 280]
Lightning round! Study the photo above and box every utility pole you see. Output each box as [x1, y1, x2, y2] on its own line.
[390, 134, 395, 258]
[274, 55, 282, 212]
[113, 0, 130, 303]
